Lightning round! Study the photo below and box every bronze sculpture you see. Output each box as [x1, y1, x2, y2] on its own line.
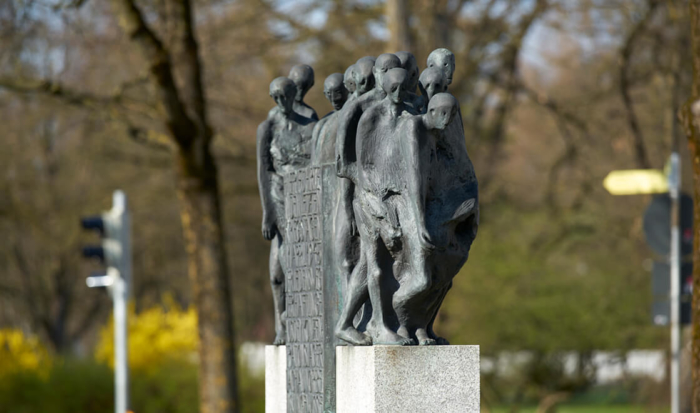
[257, 48, 478, 348]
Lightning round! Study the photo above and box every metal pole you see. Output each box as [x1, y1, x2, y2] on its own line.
[669, 152, 680, 413]
[112, 190, 130, 413]
[114, 275, 128, 413]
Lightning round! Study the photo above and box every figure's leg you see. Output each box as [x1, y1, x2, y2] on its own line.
[335, 248, 372, 346]
[427, 282, 451, 345]
[334, 178, 357, 283]
[270, 236, 286, 345]
[366, 231, 412, 346]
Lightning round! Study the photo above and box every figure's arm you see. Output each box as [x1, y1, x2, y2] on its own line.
[311, 117, 329, 165]
[309, 105, 319, 121]
[401, 119, 434, 249]
[335, 101, 360, 181]
[257, 120, 278, 240]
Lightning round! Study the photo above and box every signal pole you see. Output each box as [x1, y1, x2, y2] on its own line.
[669, 151, 680, 413]
[82, 190, 131, 413]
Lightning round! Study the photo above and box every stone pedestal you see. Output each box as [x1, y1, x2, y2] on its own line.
[265, 346, 287, 413]
[336, 346, 480, 413]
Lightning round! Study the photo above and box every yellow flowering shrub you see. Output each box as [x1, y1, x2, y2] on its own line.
[0, 329, 52, 378]
[95, 296, 198, 372]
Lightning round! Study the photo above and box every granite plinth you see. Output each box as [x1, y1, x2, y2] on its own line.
[265, 345, 287, 413]
[336, 345, 480, 413]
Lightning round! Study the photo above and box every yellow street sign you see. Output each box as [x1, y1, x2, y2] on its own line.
[603, 169, 668, 195]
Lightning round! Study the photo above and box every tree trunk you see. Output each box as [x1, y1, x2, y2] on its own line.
[176, 144, 239, 413]
[682, 3, 700, 412]
[107, 1, 241, 410]
[387, 0, 412, 52]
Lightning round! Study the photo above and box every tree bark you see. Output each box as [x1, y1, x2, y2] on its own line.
[681, 3, 700, 412]
[176, 145, 239, 413]
[387, 0, 412, 52]
[108, 0, 240, 412]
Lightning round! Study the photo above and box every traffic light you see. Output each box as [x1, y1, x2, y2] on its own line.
[80, 190, 131, 413]
[81, 190, 131, 293]
[651, 260, 692, 326]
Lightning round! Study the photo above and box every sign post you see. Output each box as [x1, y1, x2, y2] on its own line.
[668, 153, 680, 413]
[81, 190, 131, 413]
[604, 157, 683, 413]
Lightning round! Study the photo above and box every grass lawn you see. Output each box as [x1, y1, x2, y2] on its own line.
[488, 405, 669, 413]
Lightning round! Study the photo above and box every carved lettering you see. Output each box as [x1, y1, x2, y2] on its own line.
[284, 166, 324, 413]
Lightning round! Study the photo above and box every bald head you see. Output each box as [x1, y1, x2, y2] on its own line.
[395, 51, 419, 92]
[374, 53, 401, 93]
[419, 68, 447, 101]
[269, 77, 297, 116]
[289, 64, 315, 101]
[427, 48, 456, 86]
[426, 92, 459, 130]
[354, 57, 376, 95]
[382, 68, 408, 105]
[344, 65, 357, 94]
[324, 73, 349, 111]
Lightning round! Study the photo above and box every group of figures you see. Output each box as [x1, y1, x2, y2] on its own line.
[257, 49, 479, 347]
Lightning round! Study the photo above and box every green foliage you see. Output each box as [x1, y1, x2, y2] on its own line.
[0, 359, 112, 413]
[442, 204, 664, 353]
[0, 357, 265, 413]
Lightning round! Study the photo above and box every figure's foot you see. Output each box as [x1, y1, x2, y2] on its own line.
[427, 327, 449, 345]
[273, 332, 286, 346]
[336, 326, 372, 346]
[416, 328, 436, 346]
[374, 328, 415, 346]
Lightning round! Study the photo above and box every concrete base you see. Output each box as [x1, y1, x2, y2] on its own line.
[336, 345, 480, 413]
[265, 345, 286, 413]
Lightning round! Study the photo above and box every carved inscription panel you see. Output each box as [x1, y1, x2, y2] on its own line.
[284, 167, 324, 413]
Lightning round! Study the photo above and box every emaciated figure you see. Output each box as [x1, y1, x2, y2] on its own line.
[426, 48, 456, 87]
[311, 73, 349, 164]
[257, 77, 316, 345]
[344, 64, 357, 102]
[289, 64, 319, 120]
[267, 64, 319, 121]
[392, 92, 477, 345]
[416, 67, 448, 113]
[395, 51, 422, 111]
[335, 68, 419, 346]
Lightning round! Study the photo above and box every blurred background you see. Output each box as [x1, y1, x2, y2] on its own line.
[0, 0, 694, 412]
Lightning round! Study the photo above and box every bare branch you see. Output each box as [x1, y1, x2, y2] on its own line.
[0, 77, 122, 109]
[109, 0, 196, 146]
[619, 0, 659, 169]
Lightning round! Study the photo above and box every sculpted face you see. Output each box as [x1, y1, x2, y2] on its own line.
[354, 57, 376, 95]
[395, 51, 419, 92]
[419, 68, 447, 101]
[382, 68, 408, 105]
[288, 64, 315, 102]
[373, 53, 401, 93]
[426, 93, 459, 130]
[324, 73, 348, 111]
[344, 65, 357, 94]
[270, 77, 297, 116]
[427, 48, 456, 86]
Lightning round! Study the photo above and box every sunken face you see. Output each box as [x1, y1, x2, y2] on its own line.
[344, 65, 357, 94]
[426, 93, 459, 130]
[427, 49, 456, 86]
[373, 53, 401, 92]
[396, 51, 419, 92]
[324, 73, 348, 111]
[288, 64, 315, 102]
[382, 68, 408, 105]
[419, 68, 447, 101]
[270, 77, 297, 116]
[354, 58, 375, 95]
